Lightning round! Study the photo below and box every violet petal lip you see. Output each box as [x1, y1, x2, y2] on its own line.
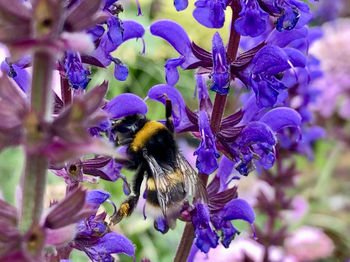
[104, 93, 148, 119]
[260, 107, 302, 132]
[251, 45, 291, 75]
[86, 190, 111, 206]
[236, 121, 276, 147]
[91, 232, 135, 258]
[150, 20, 192, 56]
[147, 84, 193, 131]
[219, 198, 255, 223]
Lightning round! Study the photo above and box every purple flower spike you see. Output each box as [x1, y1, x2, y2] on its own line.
[210, 32, 229, 95]
[193, 0, 228, 28]
[147, 84, 193, 132]
[174, 0, 188, 11]
[194, 111, 220, 175]
[235, 0, 269, 37]
[104, 93, 148, 119]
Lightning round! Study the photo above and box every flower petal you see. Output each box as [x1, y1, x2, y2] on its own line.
[147, 84, 193, 132]
[193, 0, 226, 28]
[220, 198, 255, 223]
[104, 93, 148, 119]
[85, 232, 135, 260]
[174, 0, 188, 11]
[236, 121, 276, 147]
[260, 107, 302, 132]
[150, 20, 191, 56]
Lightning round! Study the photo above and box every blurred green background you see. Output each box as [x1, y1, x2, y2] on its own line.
[0, 0, 349, 261]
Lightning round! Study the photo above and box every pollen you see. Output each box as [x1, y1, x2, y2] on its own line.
[120, 203, 130, 217]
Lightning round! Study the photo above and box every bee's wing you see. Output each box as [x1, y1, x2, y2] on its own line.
[175, 153, 208, 204]
[142, 150, 173, 217]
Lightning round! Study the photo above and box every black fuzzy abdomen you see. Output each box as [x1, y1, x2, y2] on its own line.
[144, 129, 177, 167]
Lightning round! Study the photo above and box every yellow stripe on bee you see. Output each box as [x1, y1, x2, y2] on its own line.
[130, 121, 166, 152]
[147, 177, 156, 191]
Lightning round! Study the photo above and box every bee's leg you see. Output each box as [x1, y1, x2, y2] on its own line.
[165, 97, 174, 133]
[110, 165, 145, 225]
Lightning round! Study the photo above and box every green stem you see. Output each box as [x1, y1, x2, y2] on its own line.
[19, 52, 54, 233]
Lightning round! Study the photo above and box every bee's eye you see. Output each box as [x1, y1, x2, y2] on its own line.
[116, 124, 132, 133]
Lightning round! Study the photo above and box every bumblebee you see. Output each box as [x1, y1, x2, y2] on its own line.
[110, 99, 207, 228]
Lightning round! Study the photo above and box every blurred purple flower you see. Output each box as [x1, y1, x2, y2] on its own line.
[63, 51, 90, 90]
[311, 19, 350, 120]
[1, 55, 30, 93]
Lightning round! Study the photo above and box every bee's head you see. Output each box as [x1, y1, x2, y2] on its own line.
[112, 114, 147, 141]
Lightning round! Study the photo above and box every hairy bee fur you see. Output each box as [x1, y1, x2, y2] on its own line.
[110, 99, 207, 228]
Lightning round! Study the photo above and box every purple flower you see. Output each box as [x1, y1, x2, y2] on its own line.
[51, 190, 136, 262]
[174, 0, 189, 11]
[231, 100, 302, 175]
[89, 18, 145, 81]
[192, 203, 219, 252]
[210, 32, 229, 95]
[104, 93, 148, 119]
[147, 84, 194, 132]
[194, 111, 220, 175]
[234, 0, 269, 37]
[1, 56, 30, 93]
[150, 20, 199, 85]
[193, 0, 229, 28]
[236, 44, 306, 108]
[63, 51, 90, 89]
[191, 177, 255, 253]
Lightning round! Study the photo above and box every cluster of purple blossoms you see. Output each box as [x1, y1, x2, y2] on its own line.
[0, 0, 323, 261]
[0, 0, 146, 261]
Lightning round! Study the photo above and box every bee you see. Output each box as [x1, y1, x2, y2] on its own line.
[110, 98, 207, 228]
